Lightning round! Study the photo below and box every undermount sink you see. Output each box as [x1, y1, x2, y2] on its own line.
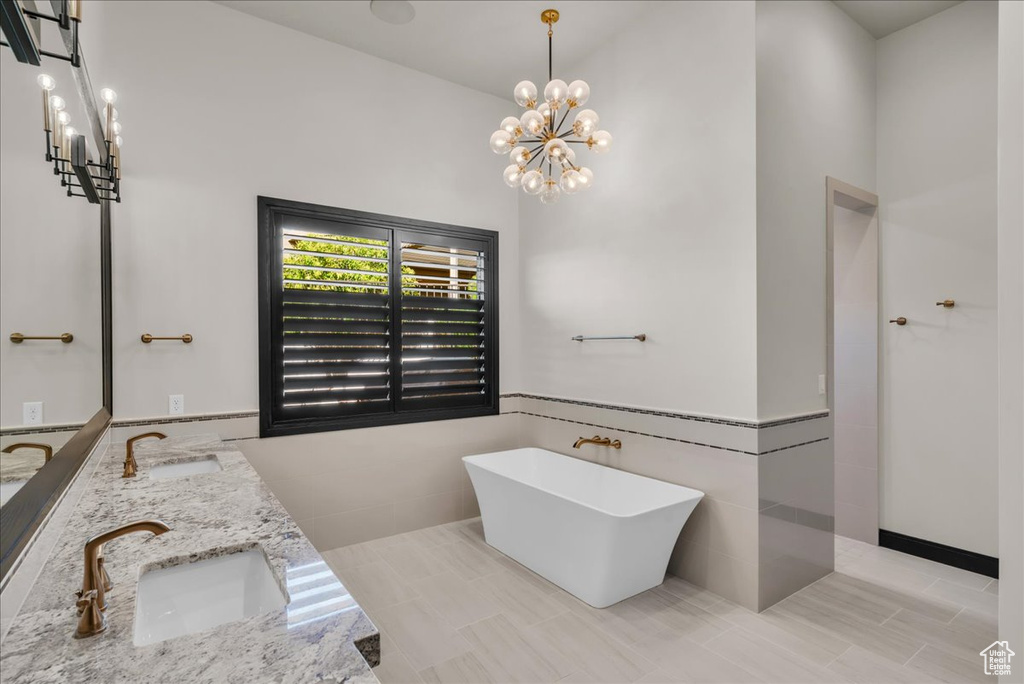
[133, 548, 287, 646]
[148, 455, 222, 479]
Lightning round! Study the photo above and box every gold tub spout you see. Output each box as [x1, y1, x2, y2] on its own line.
[572, 435, 622, 449]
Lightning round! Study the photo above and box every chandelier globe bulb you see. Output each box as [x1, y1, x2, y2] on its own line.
[566, 80, 590, 107]
[539, 179, 561, 204]
[521, 169, 545, 195]
[489, 130, 513, 154]
[589, 130, 613, 154]
[514, 80, 538, 108]
[544, 79, 568, 107]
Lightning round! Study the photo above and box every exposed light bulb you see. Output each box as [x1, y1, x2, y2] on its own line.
[115, 135, 124, 147]
[100, 88, 117, 104]
[544, 79, 568, 107]
[37, 74, 56, 91]
[65, 126, 77, 137]
[544, 138, 569, 164]
[521, 169, 544, 195]
[589, 130, 613, 154]
[110, 108, 119, 122]
[539, 179, 561, 204]
[57, 111, 71, 125]
[509, 146, 531, 166]
[537, 102, 552, 124]
[577, 167, 594, 190]
[566, 80, 590, 107]
[560, 169, 582, 194]
[503, 164, 525, 188]
[513, 80, 538, 108]
[500, 116, 522, 138]
[50, 95, 66, 112]
[111, 121, 122, 135]
[573, 109, 599, 138]
[520, 110, 545, 137]
[489, 130, 513, 154]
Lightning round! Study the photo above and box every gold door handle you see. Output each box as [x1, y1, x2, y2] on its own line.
[141, 334, 193, 343]
[889, 317, 907, 326]
[10, 332, 73, 343]
[936, 300, 955, 308]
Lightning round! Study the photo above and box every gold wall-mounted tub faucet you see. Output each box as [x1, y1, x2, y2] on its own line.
[572, 435, 622, 449]
[75, 519, 171, 638]
[123, 432, 167, 478]
[1, 442, 54, 462]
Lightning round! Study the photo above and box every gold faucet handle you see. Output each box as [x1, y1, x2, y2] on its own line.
[74, 589, 107, 638]
[75, 589, 95, 611]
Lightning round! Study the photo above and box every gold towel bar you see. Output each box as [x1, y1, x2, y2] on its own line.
[141, 334, 193, 344]
[10, 332, 73, 343]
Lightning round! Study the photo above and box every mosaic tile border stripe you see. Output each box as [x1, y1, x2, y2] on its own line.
[499, 393, 828, 429]
[111, 411, 259, 429]
[509, 410, 829, 456]
[0, 423, 86, 437]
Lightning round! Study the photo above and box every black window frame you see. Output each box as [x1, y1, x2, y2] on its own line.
[258, 196, 499, 438]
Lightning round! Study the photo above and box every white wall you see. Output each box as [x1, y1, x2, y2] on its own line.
[84, 0, 520, 420]
[518, 0, 759, 420]
[877, 0, 999, 557]
[0, 53, 103, 427]
[997, 0, 1024, 667]
[755, 0, 877, 420]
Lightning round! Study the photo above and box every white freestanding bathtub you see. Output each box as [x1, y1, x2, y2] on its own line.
[463, 447, 704, 608]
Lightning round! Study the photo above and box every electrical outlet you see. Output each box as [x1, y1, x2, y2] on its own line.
[168, 394, 184, 416]
[23, 401, 43, 425]
[818, 374, 827, 395]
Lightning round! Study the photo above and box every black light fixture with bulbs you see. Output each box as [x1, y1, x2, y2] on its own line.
[0, 0, 82, 67]
[37, 73, 122, 203]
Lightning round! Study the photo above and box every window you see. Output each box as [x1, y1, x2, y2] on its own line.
[258, 197, 499, 437]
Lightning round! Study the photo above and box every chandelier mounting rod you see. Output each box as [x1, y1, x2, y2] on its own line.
[542, 9, 559, 82]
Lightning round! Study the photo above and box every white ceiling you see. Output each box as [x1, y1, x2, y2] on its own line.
[213, 0, 966, 99]
[832, 0, 963, 39]
[212, 1, 657, 101]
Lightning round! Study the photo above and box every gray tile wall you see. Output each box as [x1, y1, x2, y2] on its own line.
[105, 395, 834, 611]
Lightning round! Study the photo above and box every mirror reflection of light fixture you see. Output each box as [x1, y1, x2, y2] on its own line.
[489, 9, 612, 204]
[36, 75, 122, 203]
[0, 0, 82, 66]
[369, 0, 415, 25]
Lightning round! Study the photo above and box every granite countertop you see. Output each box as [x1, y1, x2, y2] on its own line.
[0, 435, 380, 684]
[0, 449, 46, 483]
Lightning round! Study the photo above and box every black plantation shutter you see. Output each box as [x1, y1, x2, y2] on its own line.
[260, 197, 498, 437]
[275, 218, 393, 420]
[398, 237, 489, 411]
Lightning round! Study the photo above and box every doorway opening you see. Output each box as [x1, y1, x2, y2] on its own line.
[826, 177, 880, 544]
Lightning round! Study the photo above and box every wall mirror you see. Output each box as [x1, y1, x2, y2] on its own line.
[0, 29, 113, 582]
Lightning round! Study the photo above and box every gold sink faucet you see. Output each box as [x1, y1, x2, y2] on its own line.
[573, 435, 622, 449]
[123, 432, 166, 478]
[1, 442, 54, 462]
[76, 520, 171, 638]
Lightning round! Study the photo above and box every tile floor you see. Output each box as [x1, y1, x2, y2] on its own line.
[322, 519, 999, 684]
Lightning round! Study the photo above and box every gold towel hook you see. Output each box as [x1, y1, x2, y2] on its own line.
[936, 299, 955, 308]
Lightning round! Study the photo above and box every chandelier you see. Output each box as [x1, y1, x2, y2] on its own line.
[489, 8, 612, 204]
